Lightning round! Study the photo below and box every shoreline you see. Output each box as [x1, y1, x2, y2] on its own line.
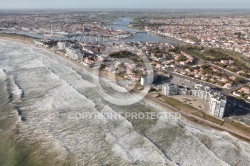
[145, 95, 250, 142]
[1, 34, 250, 143]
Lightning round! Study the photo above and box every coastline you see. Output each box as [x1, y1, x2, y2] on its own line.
[145, 95, 250, 142]
[1, 34, 250, 143]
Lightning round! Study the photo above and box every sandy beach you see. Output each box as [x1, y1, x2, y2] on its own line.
[1, 35, 250, 166]
[1, 33, 250, 143]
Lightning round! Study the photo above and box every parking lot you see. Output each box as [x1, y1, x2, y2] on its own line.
[167, 76, 196, 88]
[156, 74, 250, 126]
[227, 101, 250, 125]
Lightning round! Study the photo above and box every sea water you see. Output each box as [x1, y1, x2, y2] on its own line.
[0, 39, 249, 166]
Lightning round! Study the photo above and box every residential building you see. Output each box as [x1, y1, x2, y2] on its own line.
[57, 42, 67, 50]
[66, 47, 83, 61]
[162, 83, 191, 96]
[162, 83, 227, 118]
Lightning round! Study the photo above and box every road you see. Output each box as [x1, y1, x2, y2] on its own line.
[147, 95, 250, 142]
[208, 62, 250, 81]
[160, 69, 250, 97]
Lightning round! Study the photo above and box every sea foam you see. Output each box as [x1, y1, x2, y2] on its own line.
[0, 39, 249, 166]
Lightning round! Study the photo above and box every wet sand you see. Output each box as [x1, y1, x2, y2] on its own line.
[1, 34, 250, 143]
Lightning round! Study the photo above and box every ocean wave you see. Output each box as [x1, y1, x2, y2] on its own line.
[0, 67, 7, 80]
[0, 40, 249, 166]
[9, 76, 24, 100]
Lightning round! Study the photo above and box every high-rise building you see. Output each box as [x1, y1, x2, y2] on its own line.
[141, 76, 146, 86]
[162, 83, 191, 96]
[65, 47, 83, 61]
[140, 72, 158, 86]
[208, 91, 227, 118]
[162, 83, 182, 96]
[162, 83, 227, 118]
[192, 84, 211, 101]
[57, 42, 66, 50]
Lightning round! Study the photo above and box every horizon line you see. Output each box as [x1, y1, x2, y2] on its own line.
[1, 7, 250, 10]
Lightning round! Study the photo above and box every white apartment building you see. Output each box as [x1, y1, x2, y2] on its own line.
[208, 91, 227, 118]
[192, 84, 211, 102]
[162, 83, 227, 118]
[140, 72, 158, 86]
[57, 42, 66, 50]
[65, 47, 83, 61]
[162, 83, 179, 96]
[141, 76, 146, 86]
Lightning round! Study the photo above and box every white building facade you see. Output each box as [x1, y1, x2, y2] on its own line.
[65, 47, 83, 61]
[162, 83, 227, 118]
[57, 42, 66, 50]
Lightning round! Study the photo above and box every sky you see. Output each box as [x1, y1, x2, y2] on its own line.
[0, 0, 249, 9]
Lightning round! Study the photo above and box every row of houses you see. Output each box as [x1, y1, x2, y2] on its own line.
[162, 83, 227, 118]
